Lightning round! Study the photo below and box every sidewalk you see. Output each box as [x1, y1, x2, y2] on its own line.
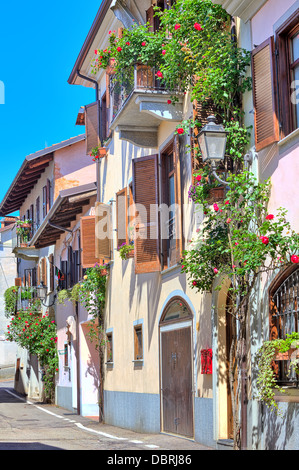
[1, 380, 213, 451]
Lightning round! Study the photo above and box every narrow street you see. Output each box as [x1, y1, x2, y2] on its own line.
[0, 380, 211, 453]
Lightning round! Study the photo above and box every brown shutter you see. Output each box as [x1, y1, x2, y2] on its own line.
[95, 202, 112, 261]
[80, 216, 98, 268]
[252, 37, 279, 151]
[133, 154, 160, 274]
[15, 278, 22, 287]
[85, 102, 100, 155]
[116, 188, 128, 249]
[49, 254, 54, 292]
[37, 264, 41, 286]
[174, 135, 183, 263]
[41, 258, 47, 287]
[146, 6, 155, 32]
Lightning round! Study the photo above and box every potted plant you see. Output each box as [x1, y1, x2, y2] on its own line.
[118, 241, 134, 260]
[90, 144, 107, 160]
[16, 219, 32, 246]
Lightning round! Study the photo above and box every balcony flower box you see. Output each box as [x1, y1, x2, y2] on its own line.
[90, 145, 107, 160]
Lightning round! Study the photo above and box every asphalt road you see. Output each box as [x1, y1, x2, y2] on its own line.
[0, 380, 212, 453]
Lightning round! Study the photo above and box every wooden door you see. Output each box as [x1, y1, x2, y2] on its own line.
[161, 327, 194, 438]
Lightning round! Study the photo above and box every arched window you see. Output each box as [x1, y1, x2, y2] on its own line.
[269, 266, 299, 386]
[160, 297, 192, 324]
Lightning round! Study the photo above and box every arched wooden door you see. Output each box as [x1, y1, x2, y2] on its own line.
[159, 298, 194, 438]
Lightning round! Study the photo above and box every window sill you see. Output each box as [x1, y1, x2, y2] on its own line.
[278, 127, 299, 152]
[274, 387, 299, 403]
[161, 263, 182, 277]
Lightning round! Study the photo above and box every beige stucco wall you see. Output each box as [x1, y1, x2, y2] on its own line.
[98, 95, 213, 400]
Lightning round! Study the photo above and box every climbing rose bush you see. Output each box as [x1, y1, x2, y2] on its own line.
[6, 309, 58, 399]
[182, 171, 299, 296]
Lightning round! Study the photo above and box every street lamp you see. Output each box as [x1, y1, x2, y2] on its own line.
[197, 115, 228, 163]
[36, 281, 47, 302]
[197, 115, 229, 186]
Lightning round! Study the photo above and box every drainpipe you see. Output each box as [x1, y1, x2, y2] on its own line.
[75, 70, 102, 203]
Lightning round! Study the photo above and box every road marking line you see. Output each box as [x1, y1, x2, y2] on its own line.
[4, 388, 160, 448]
[75, 422, 127, 440]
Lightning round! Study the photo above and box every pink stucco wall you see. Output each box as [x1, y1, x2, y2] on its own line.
[54, 138, 96, 199]
[266, 142, 299, 231]
[251, 0, 296, 46]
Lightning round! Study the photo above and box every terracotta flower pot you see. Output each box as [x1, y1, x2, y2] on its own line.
[207, 186, 226, 204]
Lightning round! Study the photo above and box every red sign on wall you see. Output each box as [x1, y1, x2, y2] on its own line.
[201, 349, 213, 374]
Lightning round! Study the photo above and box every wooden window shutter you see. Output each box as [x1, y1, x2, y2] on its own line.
[133, 154, 160, 274]
[85, 102, 100, 155]
[116, 188, 128, 249]
[15, 278, 22, 287]
[46, 179, 51, 213]
[37, 263, 41, 286]
[252, 37, 279, 151]
[173, 135, 183, 263]
[80, 216, 98, 268]
[146, 6, 155, 32]
[41, 258, 47, 287]
[49, 254, 54, 292]
[95, 202, 112, 260]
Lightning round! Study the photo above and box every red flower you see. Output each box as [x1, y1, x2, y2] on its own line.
[193, 281, 197, 286]
[117, 47, 122, 52]
[260, 236, 269, 244]
[141, 41, 146, 46]
[291, 255, 299, 263]
[126, 42, 130, 45]
[167, 99, 172, 104]
[162, 50, 166, 55]
[226, 218, 232, 223]
[194, 23, 202, 31]
[94, 49, 98, 54]
[195, 175, 202, 182]
[213, 268, 218, 274]
[266, 214, 274, 220]
[174, 24, 181, 30]
[177, 127, 184, 134]
[213, 203, 219, 212]
[224, 200, 230, 205]
[156, 70, 163, 78]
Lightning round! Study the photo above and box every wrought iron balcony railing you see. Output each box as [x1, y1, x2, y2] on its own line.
[109, 64, 176, 126]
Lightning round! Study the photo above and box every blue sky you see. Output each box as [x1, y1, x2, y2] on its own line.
[0, 1, 102, 208]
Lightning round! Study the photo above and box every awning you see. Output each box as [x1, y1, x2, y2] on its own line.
[29, 182, 97, 249]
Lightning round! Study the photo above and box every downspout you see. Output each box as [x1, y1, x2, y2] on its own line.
[75, 70, 102, 203]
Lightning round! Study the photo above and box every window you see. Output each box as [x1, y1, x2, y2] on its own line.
[36, 197, 40, 228]
[134, 323, 143, 361]
[132, 137, 183, 274]
[276, 10, 299, 138]
[160, 137, 183, 269]
[270, 267, 299, 386]
[106, 332, 113, 363]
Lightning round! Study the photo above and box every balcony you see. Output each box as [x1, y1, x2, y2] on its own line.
[13, 221, 40, 261]
[108, 64, 184, 147]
